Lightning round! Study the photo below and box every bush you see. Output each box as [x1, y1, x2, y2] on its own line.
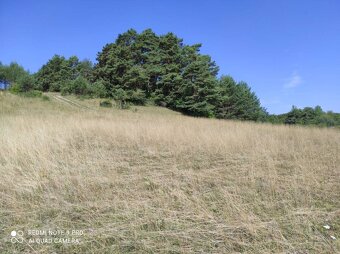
[9, 76, 43, 98]
[61, 77, 91, 96]
[22, 76, 35, 92]
[100, 100, 112, 107]
[9, 82, 21, 94]
[49, 81, 62, 92]
[127, 89, 147, 105]
[113, 88, 127, 101]
[113, 88, 129, 109]
[60, 80, 70, 95]
[72, 77, 90, 95]
[41, 95, 50, 101]
[89, 80, 108, 98]
[21, 90, 43, 97]
[10, 75, 35, 93]
[10, 88, 43, 98]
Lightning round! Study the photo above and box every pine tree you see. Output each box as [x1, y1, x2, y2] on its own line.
[175, 47, 219, 117]
[35, 55, 69, 91]
[153, 32, 183, 105]
[135, 29, 161, 94]
[215, 76, 266, 121]
[93, 28, 267, 119]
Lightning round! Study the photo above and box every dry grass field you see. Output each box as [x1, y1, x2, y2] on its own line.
[0, 92, 339, 253]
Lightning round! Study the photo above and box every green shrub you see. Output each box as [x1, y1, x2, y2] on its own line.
[72, 77, 90, 95]
[89, 80, 108, 98]
[127, 89, 147, 105]
[9, 82, 21, 94]
[10, 89, 43, 98]
[100, 100, 112, 107]
[19, 75, 35, 92]
[21, 90, 42, 97]
[49, 81, 63, 92]
[41, 95, 50, 101]
[60, 81, 71, 95]
[60, 77, 91, 96]
[9, 75, 35, 94]
[113, 88, 129, 109]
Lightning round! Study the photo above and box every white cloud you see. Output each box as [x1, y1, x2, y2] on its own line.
[284, 71, 302, 88]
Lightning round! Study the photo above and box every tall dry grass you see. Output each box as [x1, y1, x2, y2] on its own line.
[0, 92, 339, 253]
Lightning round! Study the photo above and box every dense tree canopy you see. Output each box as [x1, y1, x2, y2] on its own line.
[93, 29, 266, 119]
[34, 55, 94, 92]
[2, 28, 338, 126]
[0, 62, 29, 89]
[215, 76, 266, 121]
[267, 106, 340, 127]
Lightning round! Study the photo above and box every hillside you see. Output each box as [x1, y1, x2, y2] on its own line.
[2, 29, 339, 127]
[0, 92, 339, 253]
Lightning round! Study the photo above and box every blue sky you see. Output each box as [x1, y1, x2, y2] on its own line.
[1, 0, 339, 114]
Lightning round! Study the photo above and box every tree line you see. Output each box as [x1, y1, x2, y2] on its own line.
[267, 106, 340, 127]
[0, 29, 339, 126]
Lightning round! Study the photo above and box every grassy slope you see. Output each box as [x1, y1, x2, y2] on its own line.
[0, 92, 339, 253]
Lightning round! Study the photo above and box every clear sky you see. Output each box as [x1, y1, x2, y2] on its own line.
[1, 0, 339, 114]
